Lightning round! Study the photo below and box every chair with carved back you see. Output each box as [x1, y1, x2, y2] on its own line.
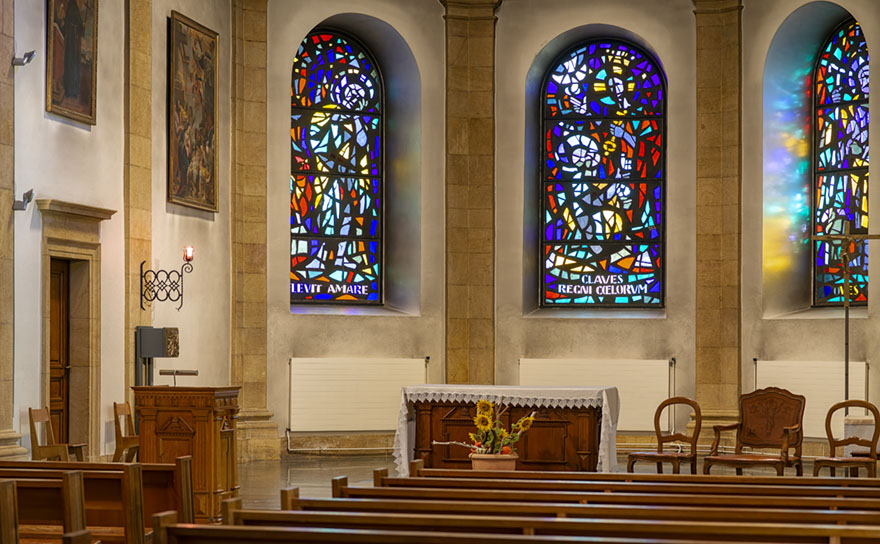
[112, 402, 139, 462]
[813, 399, 880, 478]
[28, 407, 86, 462]
[627, 397, 701, 474]
[702, 387, 805, 476]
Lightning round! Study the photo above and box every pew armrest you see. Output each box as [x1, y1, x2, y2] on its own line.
[67, 444, 87, 462]
[710, 423, 739, 456]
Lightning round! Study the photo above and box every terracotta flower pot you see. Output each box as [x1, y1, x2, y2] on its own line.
[469, 452, 518, 471]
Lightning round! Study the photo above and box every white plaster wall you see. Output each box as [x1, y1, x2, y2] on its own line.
[266, 0, 446, 432]
[13, 0, 125, 454]
[741, 0, 880, 398]
[495, 0, 697, 431]
[149, 1, 231, 389]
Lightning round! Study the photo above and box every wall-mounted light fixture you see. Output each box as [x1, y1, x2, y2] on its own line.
[12, 189, 33, 211]
[12, 50, 36, 67]
[140, 246, 195, 311]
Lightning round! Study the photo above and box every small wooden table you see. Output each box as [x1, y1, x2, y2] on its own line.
[133, 386, 240, 523]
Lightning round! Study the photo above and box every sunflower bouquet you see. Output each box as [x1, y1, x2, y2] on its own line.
[433, 399, 536, 455]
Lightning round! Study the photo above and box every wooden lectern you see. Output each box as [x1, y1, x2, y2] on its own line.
[133, 386, 240, 523]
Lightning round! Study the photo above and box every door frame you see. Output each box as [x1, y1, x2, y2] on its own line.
[38, 200, 115, 460]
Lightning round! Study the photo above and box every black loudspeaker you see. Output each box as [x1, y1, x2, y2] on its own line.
[134, 326, 179, 386]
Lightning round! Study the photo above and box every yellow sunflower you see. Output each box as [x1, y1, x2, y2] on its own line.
[498, 428, 509, 439]
[517, 416, 535, 431]
[476, 399, 493, 415]
[473, 413, 492, 431]
[468, 432, 478, 443]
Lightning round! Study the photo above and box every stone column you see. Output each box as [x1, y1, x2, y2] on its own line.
[124, 0, 153, 400]
[0, 0, 26, 460]
[442, 0, 501, 385]
[693, 0, 743, 434]
[230, 0, 279, 461]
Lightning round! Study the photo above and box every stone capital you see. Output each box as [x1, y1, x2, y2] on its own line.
[440, 0, 502, 20]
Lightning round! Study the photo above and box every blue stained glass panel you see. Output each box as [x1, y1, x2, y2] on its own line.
[545, 119, 662, 180]
[816, 105, 869, 171]
[816, 21, 869, 105]
[542, 243, 662, 305]
[544, 41, 664, 118]
[290, 238, 381, 302]
[290, 175, 381, 238]
[543, 182, 661, 242]
[541, 39, 665, 307]
[813, 20, 869, 306]
[291, 30, 383, 305]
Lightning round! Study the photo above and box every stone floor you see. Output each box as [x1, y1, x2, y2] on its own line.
[237, 453, 823, 509]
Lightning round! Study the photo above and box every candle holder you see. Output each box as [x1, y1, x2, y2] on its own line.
[140, 247, 195, 311]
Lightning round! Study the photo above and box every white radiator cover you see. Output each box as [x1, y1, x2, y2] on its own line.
[289, 357, 426, 432]
[519, 358, 671, 432]
[754, 360, 867, 439]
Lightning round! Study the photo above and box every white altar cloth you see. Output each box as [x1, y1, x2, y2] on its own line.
[393, 384, 620, 476]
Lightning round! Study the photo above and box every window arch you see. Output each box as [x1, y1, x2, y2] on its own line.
[813, 20, 869, 306]
[540, 39, 665, 307]
[289, 30, 383, 304]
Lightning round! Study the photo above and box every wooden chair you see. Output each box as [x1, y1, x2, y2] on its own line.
[627, 397, 701, 474]
[113, 401, 140, 462]
[813, 400, 880, 478]
[702, 386, 805, 476]
[28, 407, 86, 461]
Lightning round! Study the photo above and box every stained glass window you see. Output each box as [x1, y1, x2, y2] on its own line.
[813, 20, 869, 306]
[290, 30, 383, 304]
[541, 40, 665, 307]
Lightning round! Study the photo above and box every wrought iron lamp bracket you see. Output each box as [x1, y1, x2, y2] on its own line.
[140, 260, 194, 311]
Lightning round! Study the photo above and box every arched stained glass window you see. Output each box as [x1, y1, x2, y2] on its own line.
[813, 20, 869, 306]
[290, 30, 383, 304]
[540, 39, 665, 307]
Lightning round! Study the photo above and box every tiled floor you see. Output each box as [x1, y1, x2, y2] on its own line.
[237, 453, 820, 509]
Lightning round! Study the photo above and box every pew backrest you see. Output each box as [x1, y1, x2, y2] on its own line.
[0, 480, 17, 544]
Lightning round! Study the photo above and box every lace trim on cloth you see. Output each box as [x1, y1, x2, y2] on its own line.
[393, 386, 619, 475]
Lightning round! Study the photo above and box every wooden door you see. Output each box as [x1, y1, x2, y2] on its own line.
[49, 259, 70, 444]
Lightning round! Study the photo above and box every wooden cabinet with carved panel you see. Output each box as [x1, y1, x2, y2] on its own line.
[414, 401, 600, 471]
[133, 386, 240, 523]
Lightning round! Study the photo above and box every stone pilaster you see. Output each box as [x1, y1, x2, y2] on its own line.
[0, 0, 25, 459]
[124, 0, 153, 400]
[442, 0, 500, 385]
[231, 0, 278, 461]
[693, 0, 743, 434]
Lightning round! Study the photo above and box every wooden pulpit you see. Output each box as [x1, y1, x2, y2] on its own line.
[133, 386, 240, 523]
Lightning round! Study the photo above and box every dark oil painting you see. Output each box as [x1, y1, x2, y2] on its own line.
[47, 0, 98, 125]
[168, 11, 218, 212]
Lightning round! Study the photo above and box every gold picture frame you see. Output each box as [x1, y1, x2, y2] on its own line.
[46, 0, 99, 125]
[167, 11, 218, 213]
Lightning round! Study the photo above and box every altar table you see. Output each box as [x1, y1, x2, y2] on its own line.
[393, 385, 619, 476]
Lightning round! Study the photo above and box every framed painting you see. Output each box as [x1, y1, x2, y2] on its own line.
[167, 11, 218, 212]
[46, 0, 99, 125]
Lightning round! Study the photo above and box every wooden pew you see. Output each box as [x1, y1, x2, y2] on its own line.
[150, 511, 759, 544]
[0, 456, 194, 524]
[0, 480, 17, 544]
[332, 476, 880, 511]
[409, 459, 880, 487]
[373, 470, 880, 499]
[3, 465, 143, 544]
[216, 498, 880, 543]
[274, 487, 880, 526]
[14, 471, 87, 542]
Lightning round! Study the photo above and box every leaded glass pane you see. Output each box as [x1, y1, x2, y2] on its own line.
[290, 30, 383, 304]
[544, 41, 663, 118]
[815, 21, 869, 105]
[543, 182, 661, 241]
[542, 243, 662, 305]
[544, 119, 663, 180]
[813, 20, 869, 306]
[541, 39, 665, 307]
